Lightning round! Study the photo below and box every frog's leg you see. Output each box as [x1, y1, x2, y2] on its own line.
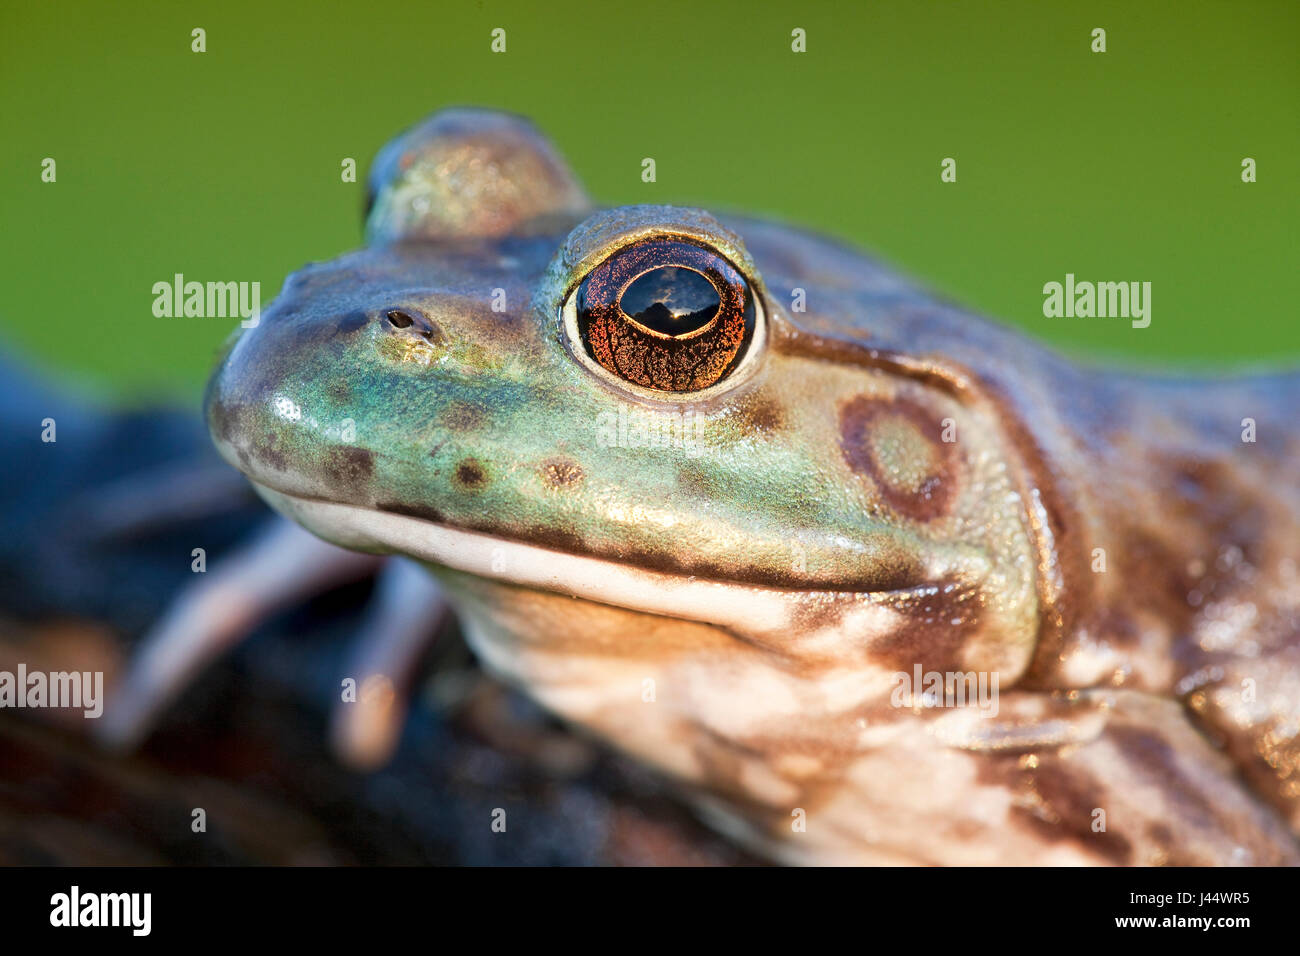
[98, 516, 383, 751]
[329, 558, 448, 769]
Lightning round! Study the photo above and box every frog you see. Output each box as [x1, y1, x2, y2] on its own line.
[101, 108, 1300, 866]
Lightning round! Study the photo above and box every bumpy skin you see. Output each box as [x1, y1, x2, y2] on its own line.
[205, 108, 1300, 865]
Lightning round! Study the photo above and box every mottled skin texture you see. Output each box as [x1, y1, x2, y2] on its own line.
[205, 108, 1300, 865]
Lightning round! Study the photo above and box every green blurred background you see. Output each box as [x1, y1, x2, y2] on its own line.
[2, 0, 1296, 400]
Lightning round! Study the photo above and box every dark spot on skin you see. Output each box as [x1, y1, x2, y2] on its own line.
[442, 401, 485, 433]
[328, 380, 352, 404]
[676, 460, 722, 499]
[255, 430, 287, 472]
[1116, 531, 1201, 627]
[788, 597, 857, 635]
[454, 458, 488, 490]
[976, 754, 1133, 865]
[336, 310, 370, 334]
[838, 394, 955, 522]
[864, 577, 983, 674]
[324, 446, 374, 487]
[946, 818, 986, 841]
[207, 398, 240, 446]
[1148, 822, 1174, 849]
[687, 727, 778, 807]
[524, 524, 588, 555]
[1108, 725, 1218, 826]
[541, 457, 584, 488]
[378, 501, 445, 524]
[1017, 756, 1135, 864]
[738, 396, 785, 433]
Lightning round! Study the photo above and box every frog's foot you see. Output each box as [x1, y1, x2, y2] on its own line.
[329, 557, 448, 769]
[97, 516, 383, 753]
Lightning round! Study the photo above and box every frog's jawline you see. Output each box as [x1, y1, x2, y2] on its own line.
[252, 483, 929, 632]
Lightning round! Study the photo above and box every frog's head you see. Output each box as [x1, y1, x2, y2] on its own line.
[207, 108, 1049, 687]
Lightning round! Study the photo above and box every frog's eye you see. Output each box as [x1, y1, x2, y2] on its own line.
[565, 238, 757, 393]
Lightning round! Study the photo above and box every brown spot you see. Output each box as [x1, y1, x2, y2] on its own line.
[1147, 821, 1174, 849]
[523, 524, 587, 555]
[788, 596, 856, 635]
[255, 430, 288, 472]
[207, 398, 251, 448]
[454, 458, 488, 490]
[676, 460, 722, 499]
[324, 446, 374, 486]
[1018, 756, 1134, 864]
[738, 396, 785, 433]
[541, 457, 584, 488]
[327, 380, 352, 404]
[442, 401, 486, 433]
[946, 818, 987, 841]
[1109, 725, 1217, 825]
[838, 395, 954, 521]
[977, 754, 1133, 864]
[1082, 606, 1143, 652]
[865, 578, 984, 674]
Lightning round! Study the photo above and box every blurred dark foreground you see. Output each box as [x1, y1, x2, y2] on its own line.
[0, 357, 753, 865]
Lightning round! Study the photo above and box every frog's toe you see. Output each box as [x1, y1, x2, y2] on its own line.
[329, 558, 448, 770]
[97, 516, 382, 750]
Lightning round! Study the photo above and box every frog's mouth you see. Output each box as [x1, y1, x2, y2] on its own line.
[251, 482, 935, 637]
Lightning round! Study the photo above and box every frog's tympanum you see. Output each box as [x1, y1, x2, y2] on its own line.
[105, 109, 1300, 865]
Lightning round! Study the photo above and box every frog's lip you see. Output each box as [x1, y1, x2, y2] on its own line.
[250, 482, 935, 635]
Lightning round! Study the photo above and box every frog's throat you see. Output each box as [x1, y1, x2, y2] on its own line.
[251, 482, 939, 636]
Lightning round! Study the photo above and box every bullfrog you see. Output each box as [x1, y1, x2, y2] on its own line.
[102, 108, 1300, 866]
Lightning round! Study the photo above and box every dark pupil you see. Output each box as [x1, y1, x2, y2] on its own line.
[619, 267, 720, 336]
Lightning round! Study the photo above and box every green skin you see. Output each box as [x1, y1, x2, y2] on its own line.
[205, 109, 1300, 865]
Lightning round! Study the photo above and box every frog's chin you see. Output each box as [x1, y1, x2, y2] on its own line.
[250, 482, 927, 636]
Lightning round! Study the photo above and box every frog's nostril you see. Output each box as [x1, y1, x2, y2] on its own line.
[382, 307, 448, 346]
[418, 320, 447, 345]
